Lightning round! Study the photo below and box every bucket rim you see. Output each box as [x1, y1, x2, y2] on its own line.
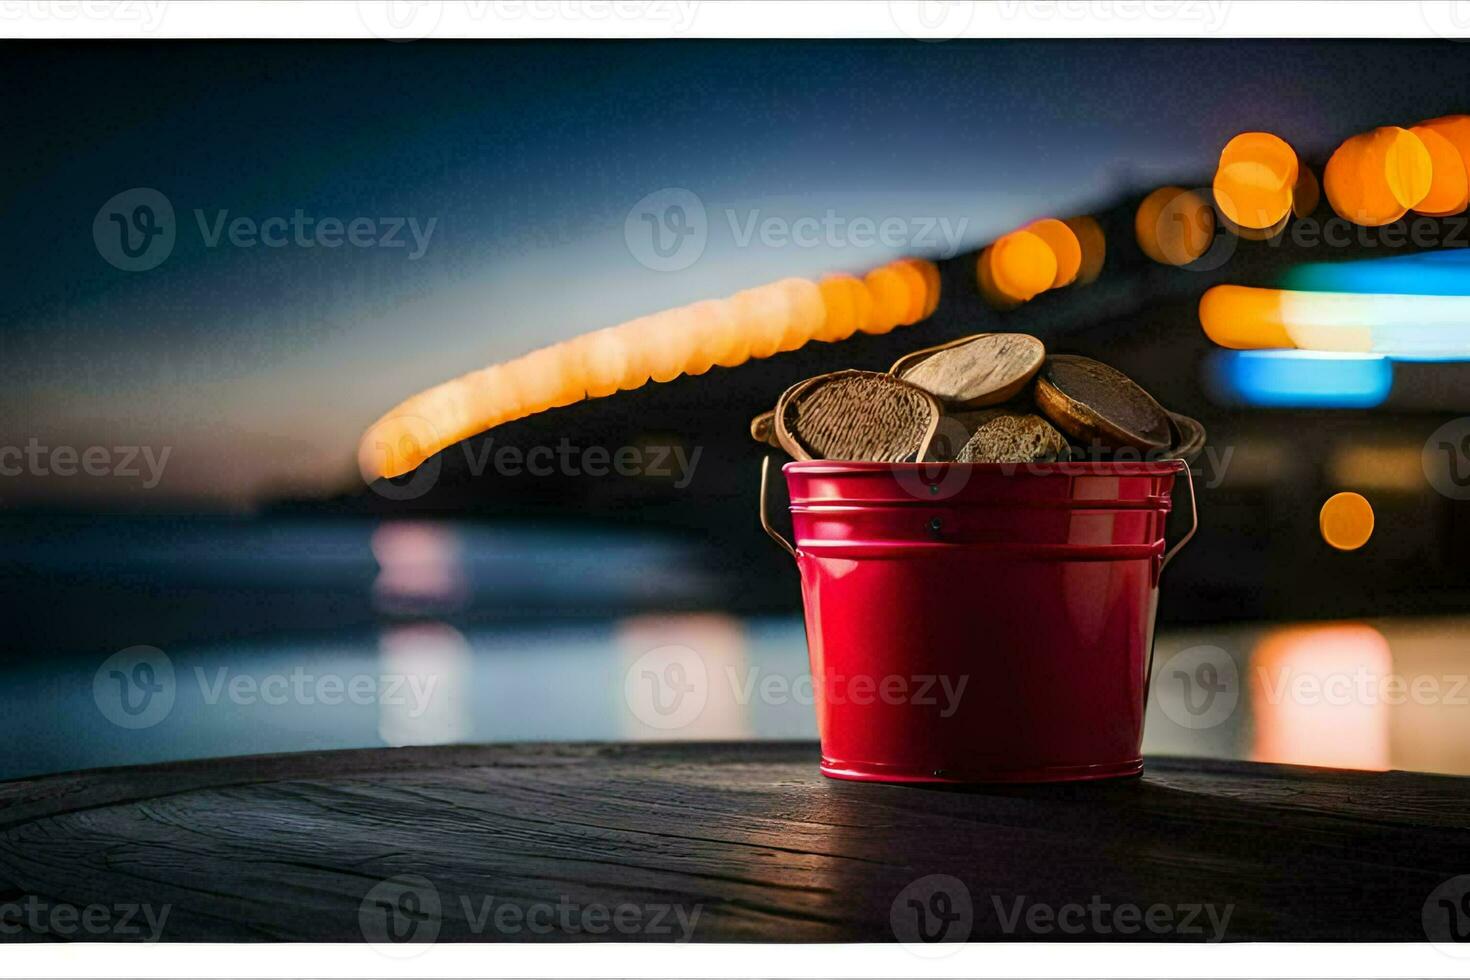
[783, 459, 1188, 477]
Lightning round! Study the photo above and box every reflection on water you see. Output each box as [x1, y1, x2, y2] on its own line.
[9, 607, 1470, 782]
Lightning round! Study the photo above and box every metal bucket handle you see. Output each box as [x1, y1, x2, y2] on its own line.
[760, 455, 799, 559]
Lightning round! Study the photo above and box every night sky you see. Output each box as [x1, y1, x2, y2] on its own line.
[3, 39, 1467, 507]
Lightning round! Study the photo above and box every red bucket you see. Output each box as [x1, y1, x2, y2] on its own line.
[760, 457, 1196, 784]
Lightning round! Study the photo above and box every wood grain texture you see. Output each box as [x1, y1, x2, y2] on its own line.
[891, 333, 1044, 409]
[2, 742, 1468, 942]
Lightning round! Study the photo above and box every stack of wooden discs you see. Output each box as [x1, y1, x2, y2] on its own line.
[751, 332, 1205, 465]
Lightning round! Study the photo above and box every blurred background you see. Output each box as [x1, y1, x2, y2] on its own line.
[4, 39, 1470, 781]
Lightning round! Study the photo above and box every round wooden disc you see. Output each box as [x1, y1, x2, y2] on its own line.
[775, 370, 940, 463]
[890, 333, 1045, 409]
[1034, 355, 1172, 452]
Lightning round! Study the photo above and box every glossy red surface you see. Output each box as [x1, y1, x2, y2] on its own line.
[783, 459, 1185, 783]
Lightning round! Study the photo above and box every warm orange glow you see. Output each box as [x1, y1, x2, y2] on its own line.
[1417, 115, 1470, 216]
[1213, 133, 1298, 230]
[888, 259, 929, 326]
[1410, 124, 1470, 217]
[359, 256, 940, 481]
[1198, 284, 1295, 350]
[861, 266, 910, 334]
[1136, 186, 1214, 266]
[815, 275, 858, 342]
[1024, 218, 1082, 288]
[1250, 623, 1392, 772]
[989, 229, 1056, 301]
[1063, 215, 1106, 285]
[1220, 131, 1299, 186]
[1325, 127, 1433, 226]
[1292, 163, 1320, 218]
[1319, 491, 1375, 551]
[902, 257, 942, 318]
[974, 247, 1018, 310]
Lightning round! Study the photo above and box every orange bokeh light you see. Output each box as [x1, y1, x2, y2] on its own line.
[1063, 215, 1106, 285]
[862, 266, 909, 334]
[1324, 127, 1433, 226]
[988, 229, 1056, 302]
[1213, 133, 1298, 230]
[1319, 491, 1375, 551]
[1024, 218, 1082, 288]
[1136, 186, 1214, 266]
[1410, 124, 1470, 217]
[1250, 623, 1392, 772]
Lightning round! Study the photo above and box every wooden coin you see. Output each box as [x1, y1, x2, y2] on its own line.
[775, 370, 940, 463]
[890, 333, 1045, 409]
[953, 410, 1069, 464]
[1167, 411, 1207, 462]
[749, 409, 780, 448]
[1034, 355, 1172, 452]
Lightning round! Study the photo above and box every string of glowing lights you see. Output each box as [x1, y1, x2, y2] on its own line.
[359, 259, 940, 480]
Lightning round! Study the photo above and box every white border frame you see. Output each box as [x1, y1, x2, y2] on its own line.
[0, 1, 1468, 40]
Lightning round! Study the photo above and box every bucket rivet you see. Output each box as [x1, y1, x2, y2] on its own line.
[927, 516, 943, 536]
[928, 484, 940, 495]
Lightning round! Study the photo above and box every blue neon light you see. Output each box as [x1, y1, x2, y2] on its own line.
[1206, 350, 1393, 408]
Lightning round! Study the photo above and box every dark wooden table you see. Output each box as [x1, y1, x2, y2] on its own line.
[2, 742, 1468, 942]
